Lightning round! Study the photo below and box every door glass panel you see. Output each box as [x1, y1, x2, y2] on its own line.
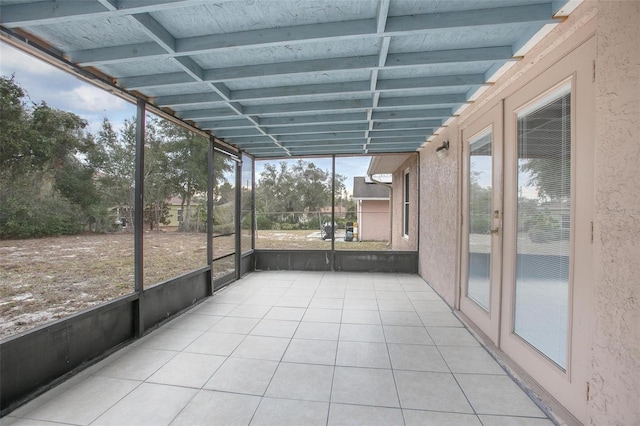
[515, 85, 571, 369]
[467, 129, 493, 310]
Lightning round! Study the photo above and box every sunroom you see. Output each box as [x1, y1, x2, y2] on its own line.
[1, 1, 638, 425]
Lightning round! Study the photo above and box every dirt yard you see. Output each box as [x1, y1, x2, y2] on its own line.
[0, 230, 389, 339]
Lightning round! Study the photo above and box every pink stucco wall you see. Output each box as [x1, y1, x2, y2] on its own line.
[417, 2, 640, 423]
[391, 155, 419, 251]
[418, 128, 459, 306]
[590, 2, 640, 424]
[359, 200, 389, 241]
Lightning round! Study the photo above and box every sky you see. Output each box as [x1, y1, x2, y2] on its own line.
[0, 41, 135, 134]
[1, 40, 372, 194]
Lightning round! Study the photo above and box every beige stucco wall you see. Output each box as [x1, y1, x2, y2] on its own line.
[590, 2, 640, 424]
[359, 200, 389, 241]
[391, 154, 419, 251]
[417, 1, 640, 423]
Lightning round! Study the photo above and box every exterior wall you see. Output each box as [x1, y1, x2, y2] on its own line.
[590, 2, 640, 424]
[418, 1, 640, 423]
[359, 200, 389, 241]
[418, 128, 459, 306]
[391, 155, 419, 251]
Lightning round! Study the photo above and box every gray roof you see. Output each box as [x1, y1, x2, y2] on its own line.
[0, 0, 576, 158]
[353, 177, 389, 200]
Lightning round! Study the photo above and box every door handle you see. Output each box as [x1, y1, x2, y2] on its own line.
[489, 227, 500, 235]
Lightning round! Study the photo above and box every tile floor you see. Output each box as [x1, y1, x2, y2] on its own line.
[3, 271, 554, 426]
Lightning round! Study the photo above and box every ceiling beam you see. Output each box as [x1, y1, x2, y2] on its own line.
[266, 123, 370, 135]
[278, 132, 365, 143]
[150, 74, 483, 109]
[64, 3, 555, 65]
[371, 108, 452, 121]
[258, 113, 367, 127]
[372, 120, 442, 130]
[242, 100, 373, 116]
[119, 46, 511, 90]
[0, 0, 222, 27]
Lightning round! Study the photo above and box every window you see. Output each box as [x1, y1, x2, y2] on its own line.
[514, 83, 571, 369]
[403, 170, 410, 237]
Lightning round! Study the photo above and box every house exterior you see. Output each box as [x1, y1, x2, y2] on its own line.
[352, 176, 389, 242]
[367, 154, 419, 251]
[379, 3, 639, 423]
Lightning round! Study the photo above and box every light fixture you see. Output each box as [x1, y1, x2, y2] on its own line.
[436, 140, 450, 159]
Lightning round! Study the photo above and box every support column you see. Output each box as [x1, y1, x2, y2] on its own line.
[134, 99, 145, 337]
[207, 136, 214, 296]
[235, 157, 242, 279]
[331, 155, 336, 270]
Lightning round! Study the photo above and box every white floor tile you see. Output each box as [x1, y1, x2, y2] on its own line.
[171, 390, 261, 426]
[92, 383, 197, 426]
[478, 415, 555, 425]
[146, 352, 225, 388]
[250, 398, 329, 426]
[302, 308, 343, 323]
[427, 327, 480, 347]
[209, 316, 260, 334]
[331, 367, 399, 407]
[264, 306, 306, 321]
[339, 324, 385, 343]
[455, 374, 546, 417]
[341, 310, 381, 325]
[7, 272, 554, 426]
[227, 304, 271, 319]
[231, 335, 291, 361]
[418, 312, 463, 327]
[394, 370, 473, 413]
[265, 363, 334, 402]
[250, 319, 299, 338]
[192, 302, 238, 316]
[166, 313, 223, 331]
[380, 311, 422, 326]
[204, 357, 278, 395]
[183, 331, 246, 356]
[403, 409, 482, 426]
[343, 298, 379, 310]
[439, 346, 506, 375]
[21, 376, 139, 425]
[388, 343, 449, 372]
[328, 403, 404, 426]
[139, 328, 204, 351]
[383, 325, 433, 345]
[294, 321, 340, 340]
[282, 338, 338, 365]
[275, 296, 311, 308]
[309, 297, 344, 309]
[336, 341, 391, 368]
[95, 348, 177, 381]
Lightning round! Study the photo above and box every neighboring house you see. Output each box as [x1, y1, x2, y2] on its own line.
[164, 196, 184, 229]
[366, 154, 419, 251]
[352, 176, 390, 242]
[164, 196, 205, 231]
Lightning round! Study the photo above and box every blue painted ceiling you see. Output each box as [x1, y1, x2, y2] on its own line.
[0, 0, 575, 158]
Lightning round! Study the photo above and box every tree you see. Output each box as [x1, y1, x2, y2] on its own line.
[142, 117, 173, 231]
[255, 160, 345, 227]
[0, 76, 106, 237]
[468, 167, 492, 234]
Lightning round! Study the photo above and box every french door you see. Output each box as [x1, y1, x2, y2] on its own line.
[460, 36, 595, 422]
[460, 104, 503, 345]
